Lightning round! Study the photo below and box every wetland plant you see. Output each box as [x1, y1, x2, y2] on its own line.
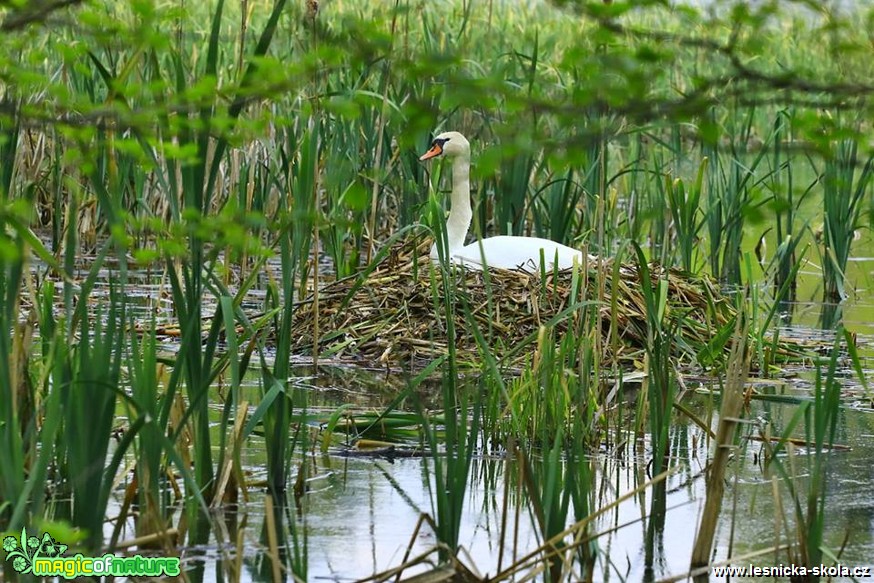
[765, 111, 805, 313]
[0, 0, 873, 580]
[703, 110, 775, 285]
[690, 312, 751, 580]
[123, 319, 178, 547]
[756, 330, 850, 579]
[0, 215, 28, 533]
[664, 158, 707, 274]
[633, 244, 679, 572]
[818, 139, 873, 327]
[421, 260, 481, 560]
[62, 296, 126, 551]
[516, 331, 599, 581]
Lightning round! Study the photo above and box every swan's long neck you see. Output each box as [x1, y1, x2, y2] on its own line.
[443, 155, 472, 254]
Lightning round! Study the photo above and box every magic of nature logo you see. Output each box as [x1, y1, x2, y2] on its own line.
[3, 528, 180, 579]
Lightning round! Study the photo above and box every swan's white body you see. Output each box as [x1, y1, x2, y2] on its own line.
[420, 131, 583, 271]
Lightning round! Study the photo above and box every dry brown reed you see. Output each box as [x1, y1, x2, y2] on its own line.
[289, 238, 739, 370]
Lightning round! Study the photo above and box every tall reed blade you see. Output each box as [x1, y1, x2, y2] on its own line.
[420, 260, 481, 561]
[819, 139, 873, 327]
[64, 289, 125, 550]
[125, 318, 173, 542]
[0, 220, 26, 532]
[633, 243, 678, 572]
[690, 309, 751, 579]
[665, 158, 707, 273]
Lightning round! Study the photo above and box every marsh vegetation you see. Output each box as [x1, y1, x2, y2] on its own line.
[1, 0, 874, 580]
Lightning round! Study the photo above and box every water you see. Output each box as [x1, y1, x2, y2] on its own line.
[301, 401, 874, 581]
[37, 246, 874, 581]
[139, 354, 873, 582]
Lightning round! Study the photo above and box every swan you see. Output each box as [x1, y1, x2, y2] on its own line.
[419, 131, 584, 271]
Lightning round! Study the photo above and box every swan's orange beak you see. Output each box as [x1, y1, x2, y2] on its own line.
[419, 143, 443, 161]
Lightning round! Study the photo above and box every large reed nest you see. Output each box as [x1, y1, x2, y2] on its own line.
[289, 239, 748, 370]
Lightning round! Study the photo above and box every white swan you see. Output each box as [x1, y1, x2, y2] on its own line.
[419, 131, 584, 271]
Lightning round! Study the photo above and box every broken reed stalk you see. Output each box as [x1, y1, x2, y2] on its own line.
[690, 307, 751, 577]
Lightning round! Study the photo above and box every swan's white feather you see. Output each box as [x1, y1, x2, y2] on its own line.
[435, 235, 582, 272]
[421, 131, 584, 272]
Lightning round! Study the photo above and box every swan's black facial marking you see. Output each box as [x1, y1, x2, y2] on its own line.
[419, 137, 451, 161]
[428, 137, 450, 156]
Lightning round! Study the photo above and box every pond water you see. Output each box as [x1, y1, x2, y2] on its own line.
[56, 245, 874, 581]
[169, 369, 872, 582]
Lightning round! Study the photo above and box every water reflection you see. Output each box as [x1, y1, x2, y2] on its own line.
[70, 256, 874, 581]
[165, 381, 874, 582]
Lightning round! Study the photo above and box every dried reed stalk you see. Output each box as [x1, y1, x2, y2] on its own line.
[290, 239, 737, 369]
[690, 310, 751, 576]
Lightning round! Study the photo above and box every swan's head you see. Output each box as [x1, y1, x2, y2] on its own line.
[419, 131, 470, 161]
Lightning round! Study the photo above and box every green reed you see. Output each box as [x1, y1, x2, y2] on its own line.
[691, 311, 750, 577]
[320, 122, 369, 278]
[488, 141, 538, 237]
[47, 158, 136, 551]
[758, 329, 850, 574]
[123, 319, 174, 545]
[703, 109, 777, 285]
[633, 244, 676, 475]
[414, 164, 482, 557]
[166, 0, 285, 509]
[420, 263, 481, 559]
[0, 219, 27, 535]
[260, 278, 299, 500]
[458, 255, 600, 579]
[161, 0, 226, 505]
[63, 296, 126, 550]
[819, 138, 873, 324]
[513, 330, 599, 581]
[532, 167, 589, 246]
[766, 111, 801, 311]
[632, 243, 679, 571]
[58, 0, 296, 554]
[664, 158, 707, 273]
[0, 97, 24, 532]
[280, 119, 320, 297]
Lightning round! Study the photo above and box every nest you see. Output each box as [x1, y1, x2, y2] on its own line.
[289, 238, 744, 370]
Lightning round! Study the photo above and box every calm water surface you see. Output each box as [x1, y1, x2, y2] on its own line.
[82, 247, 874, 581]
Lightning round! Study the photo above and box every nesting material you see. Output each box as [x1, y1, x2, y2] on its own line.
[289, 238, 752, 370]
